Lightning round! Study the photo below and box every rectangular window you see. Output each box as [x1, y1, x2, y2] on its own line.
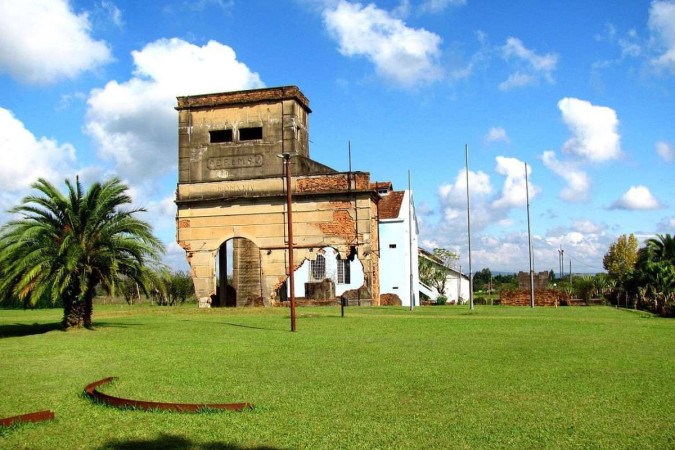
[239, 127, 263, 141]
[337, 259, 351, 284]
[209, 129, 233, 143]
[389, 244, 397, 249]
[309, 255, 326, 281]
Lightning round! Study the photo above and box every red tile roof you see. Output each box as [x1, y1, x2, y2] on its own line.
[379, 191, 405, 220]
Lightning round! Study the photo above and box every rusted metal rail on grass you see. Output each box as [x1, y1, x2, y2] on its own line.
[0, 410, 55, 427]
[84, 377, 253, 412]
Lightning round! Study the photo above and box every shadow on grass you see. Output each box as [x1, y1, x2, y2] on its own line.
[179, 320, 279, 332]
[98, 433, 282, 450]
[217, 322, 277, 331]
[92, 322, 146, 329]
[0, 322, 63, 338]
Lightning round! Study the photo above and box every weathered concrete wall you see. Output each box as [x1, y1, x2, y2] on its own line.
[517, 271, 550, 290]
[233, 238, 261, 306]
[177, 86, 312, 183]
[176, 175, 379, 307]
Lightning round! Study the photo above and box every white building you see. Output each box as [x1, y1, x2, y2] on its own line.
[418, 248, 471, 304]
[377, 183, 419, 307]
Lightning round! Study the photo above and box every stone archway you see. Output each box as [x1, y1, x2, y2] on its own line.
[214, 237, 262, 307]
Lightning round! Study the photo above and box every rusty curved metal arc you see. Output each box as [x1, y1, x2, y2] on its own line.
[0, 410, 55, 428]
[84, 377, 253, 412]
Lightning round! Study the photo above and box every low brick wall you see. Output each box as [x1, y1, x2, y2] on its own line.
[500, 289, 568, 307]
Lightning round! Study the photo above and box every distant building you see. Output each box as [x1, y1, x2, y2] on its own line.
[418, 248, 470, 304]
[377, 183, 419, 307]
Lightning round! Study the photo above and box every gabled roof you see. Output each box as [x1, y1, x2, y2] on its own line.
[371, 181, 393, 192]
[379, 190, 405, 220]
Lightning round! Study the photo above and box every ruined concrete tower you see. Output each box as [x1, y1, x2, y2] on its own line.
[175, 86, 380, 307]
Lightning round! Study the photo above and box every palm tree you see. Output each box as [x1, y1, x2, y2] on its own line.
[0, 177, 164, 328]
[644, 234, 675, 264]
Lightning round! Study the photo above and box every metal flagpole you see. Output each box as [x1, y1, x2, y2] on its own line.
[408, 170, 414, 311]
[465, 144, 474, 310]
[525, 163, 535, 308]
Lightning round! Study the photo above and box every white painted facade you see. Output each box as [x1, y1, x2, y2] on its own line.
[291, 247, 365, 298]
[378, 190, 419, 307]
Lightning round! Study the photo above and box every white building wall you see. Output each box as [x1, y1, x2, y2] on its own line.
[291, 247, 365, 298]
[443, 271, 471, 304]
[378, 190, 419, 307]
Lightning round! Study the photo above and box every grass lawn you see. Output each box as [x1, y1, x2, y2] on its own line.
[1, 305, 673, 449]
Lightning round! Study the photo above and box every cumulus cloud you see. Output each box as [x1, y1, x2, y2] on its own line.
[558, 97, 622, 162]
[491, 156, 538, 209]
[0, 107, 77, 193]
[439, 169, 492, 207]
[648, 0, 675, 72]
[436, 167, 496, 232]
[0, 0, 112, 84]
[323, 1, 442, 87]
[611, 185, 662, 210]
[541, 150, 590, 202]
[656, 140, 675, 162]
[484, 126, 510, 145]
[85, 38, 263, 184]
[499, 37, 558, 90]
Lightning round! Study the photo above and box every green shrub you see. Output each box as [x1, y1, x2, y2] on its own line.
[436, 295, 447, 305]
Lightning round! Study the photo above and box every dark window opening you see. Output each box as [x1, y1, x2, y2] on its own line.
[337, 258, 351, 284]
[389, 244, 397, 249]
[239, 127, 263, 141]
[210, 129, 233, 143]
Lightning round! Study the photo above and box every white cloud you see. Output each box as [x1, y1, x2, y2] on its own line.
[541, 150, 590, 202]
[648, 0, 675, 72]
[0, 107, 77, 193]
[484, 126, 510, 145]
[491, 156, 538, 209]
[323, 1, 443, 87]
[85, 38, 263, 184]
[499, 37, 558, 90]
[573, 219, 605, 234]
[0, 0, 112, 84]
[164, 241, 191, 272]
[558, 97, 622, 162]
[100, 1, 124, 27]
[439, 168, 492, 207]
[419, 0, 466, 14]
[656, 140, 675, 162]
[611, 185, 662, 210]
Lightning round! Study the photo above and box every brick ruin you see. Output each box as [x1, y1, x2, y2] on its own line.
[175, 86, 381, 307]
[500, 271, 568, 306]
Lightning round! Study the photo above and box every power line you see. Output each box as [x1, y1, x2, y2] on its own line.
[567, 254, 605, 272]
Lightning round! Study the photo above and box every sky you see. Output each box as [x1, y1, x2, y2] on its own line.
[0, 0, 673, 276]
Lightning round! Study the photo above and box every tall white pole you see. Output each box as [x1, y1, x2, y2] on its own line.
[525, 163, 535, 308]
[408, 170, 414, 311]
[465, 144, 474, 310]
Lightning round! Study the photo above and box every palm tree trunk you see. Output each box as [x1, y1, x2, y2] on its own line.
[63, 297, 85, 329]
[84, 292, 94, 329]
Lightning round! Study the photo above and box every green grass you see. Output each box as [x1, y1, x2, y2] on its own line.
[1, 305, 673, 449]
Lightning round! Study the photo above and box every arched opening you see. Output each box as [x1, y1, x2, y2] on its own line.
[291, 246, 365, 301]
[214, 237, 262, 307]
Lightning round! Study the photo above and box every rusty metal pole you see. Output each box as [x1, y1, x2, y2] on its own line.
[283, 154, 297, 332]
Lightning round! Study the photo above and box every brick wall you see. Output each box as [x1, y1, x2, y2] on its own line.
[500, 289, 569, 306]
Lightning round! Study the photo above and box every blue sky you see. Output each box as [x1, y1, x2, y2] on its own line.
[0, 0, 673, 275]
